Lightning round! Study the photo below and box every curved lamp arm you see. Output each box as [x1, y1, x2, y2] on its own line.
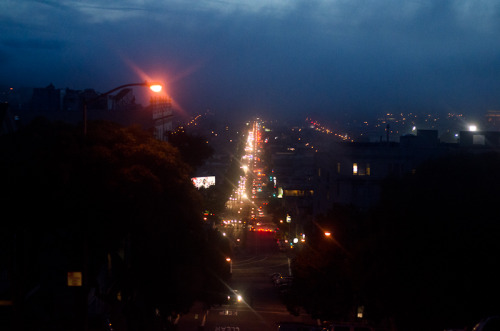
[83, 81, 162, 135]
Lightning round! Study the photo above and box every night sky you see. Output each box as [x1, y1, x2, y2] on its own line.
[1, 0, 500, 122]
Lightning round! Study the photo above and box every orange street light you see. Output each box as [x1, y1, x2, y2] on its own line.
[149, 84, 162, 92]
[83, 81, 163, 136]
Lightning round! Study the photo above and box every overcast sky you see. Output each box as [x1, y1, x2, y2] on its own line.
[1, 0, 500, 122]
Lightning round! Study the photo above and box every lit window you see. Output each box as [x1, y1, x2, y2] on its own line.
[366, 163, 371, 176]
[353, 163, 358, 175]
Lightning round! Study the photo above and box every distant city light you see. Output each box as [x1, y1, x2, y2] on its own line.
[468, 125, 478, 131]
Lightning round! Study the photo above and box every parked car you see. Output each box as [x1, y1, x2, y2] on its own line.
[270, 272, 282, 283]
[274, 275, 293, 287]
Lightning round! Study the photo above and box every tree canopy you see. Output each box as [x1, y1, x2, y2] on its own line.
[290, 152, 500, 331]
[371, 152, 500, 330]
[166, 129, 214, 173]
[0, 119, 230, 330]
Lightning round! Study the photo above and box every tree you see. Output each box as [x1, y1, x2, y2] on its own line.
[367, 152, 500, 330]
[166, 129, 213, 173]
[0, 119, 225, 330]
[290, 205, 366, 321]
[289, 153, 500, 330]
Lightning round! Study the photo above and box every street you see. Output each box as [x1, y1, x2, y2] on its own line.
[176, 119, 319, 330]
[176, 230, 319, 331]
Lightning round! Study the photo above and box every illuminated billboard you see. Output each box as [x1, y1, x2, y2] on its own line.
[191, 176, 216, 189]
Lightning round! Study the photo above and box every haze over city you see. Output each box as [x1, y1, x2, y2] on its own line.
[2, 0, 500, 123]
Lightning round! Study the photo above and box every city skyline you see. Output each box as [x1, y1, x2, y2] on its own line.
[1, 0, 500, 123]
[2, 81, 496, 144]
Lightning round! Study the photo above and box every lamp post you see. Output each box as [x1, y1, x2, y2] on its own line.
[82, 81, 162, 136]
[78, 81, 161, 330]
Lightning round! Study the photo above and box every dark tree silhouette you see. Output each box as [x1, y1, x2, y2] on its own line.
[0, 119, 228, 331]
[368, 152, 500, 331]
[290, 153, 500, 331]
[166, 130, 214, 173]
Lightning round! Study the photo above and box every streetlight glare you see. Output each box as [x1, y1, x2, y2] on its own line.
[468, 124, 478, 132]
[83, 81, 165, 135]
[149, 84, 162, 92]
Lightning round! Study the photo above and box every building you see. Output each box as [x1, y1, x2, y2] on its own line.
[459, 130, 500, 149]
[270, 125, 500, 237]
[149, 95, 173, 141]
[108, 88, 137, 111]
[6, 83, 177, 134]
[485, 110, 500, 129]
[62, 88, 82, 112]
[0, 102, 17, 134]
[30, 83, 61, 113]
[312, 129, 462, 213]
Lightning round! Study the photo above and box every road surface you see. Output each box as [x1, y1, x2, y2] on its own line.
[177, 230, 319, 331]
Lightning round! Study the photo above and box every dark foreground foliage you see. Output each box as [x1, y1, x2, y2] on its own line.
[0, 119, 230, 331]
[290, 152, 500, 331]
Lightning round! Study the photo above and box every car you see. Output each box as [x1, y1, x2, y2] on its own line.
[472, 316, 500, 331]
[227, 290, 243, 304]
[274, 276, 293, 287]
[270, 272, 282, 282]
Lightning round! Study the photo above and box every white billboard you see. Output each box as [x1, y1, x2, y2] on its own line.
[191, 176, 216, 189]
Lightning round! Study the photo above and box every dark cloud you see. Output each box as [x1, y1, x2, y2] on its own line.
[2, 38, 67, 50]
[1, 0, 500, 121]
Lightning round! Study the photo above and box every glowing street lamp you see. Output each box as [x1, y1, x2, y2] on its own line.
[83, 81, 163, 136]
[149, 84, 162, 93]
[226, 257, 232, 274]
[468, 124, 478, 132]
